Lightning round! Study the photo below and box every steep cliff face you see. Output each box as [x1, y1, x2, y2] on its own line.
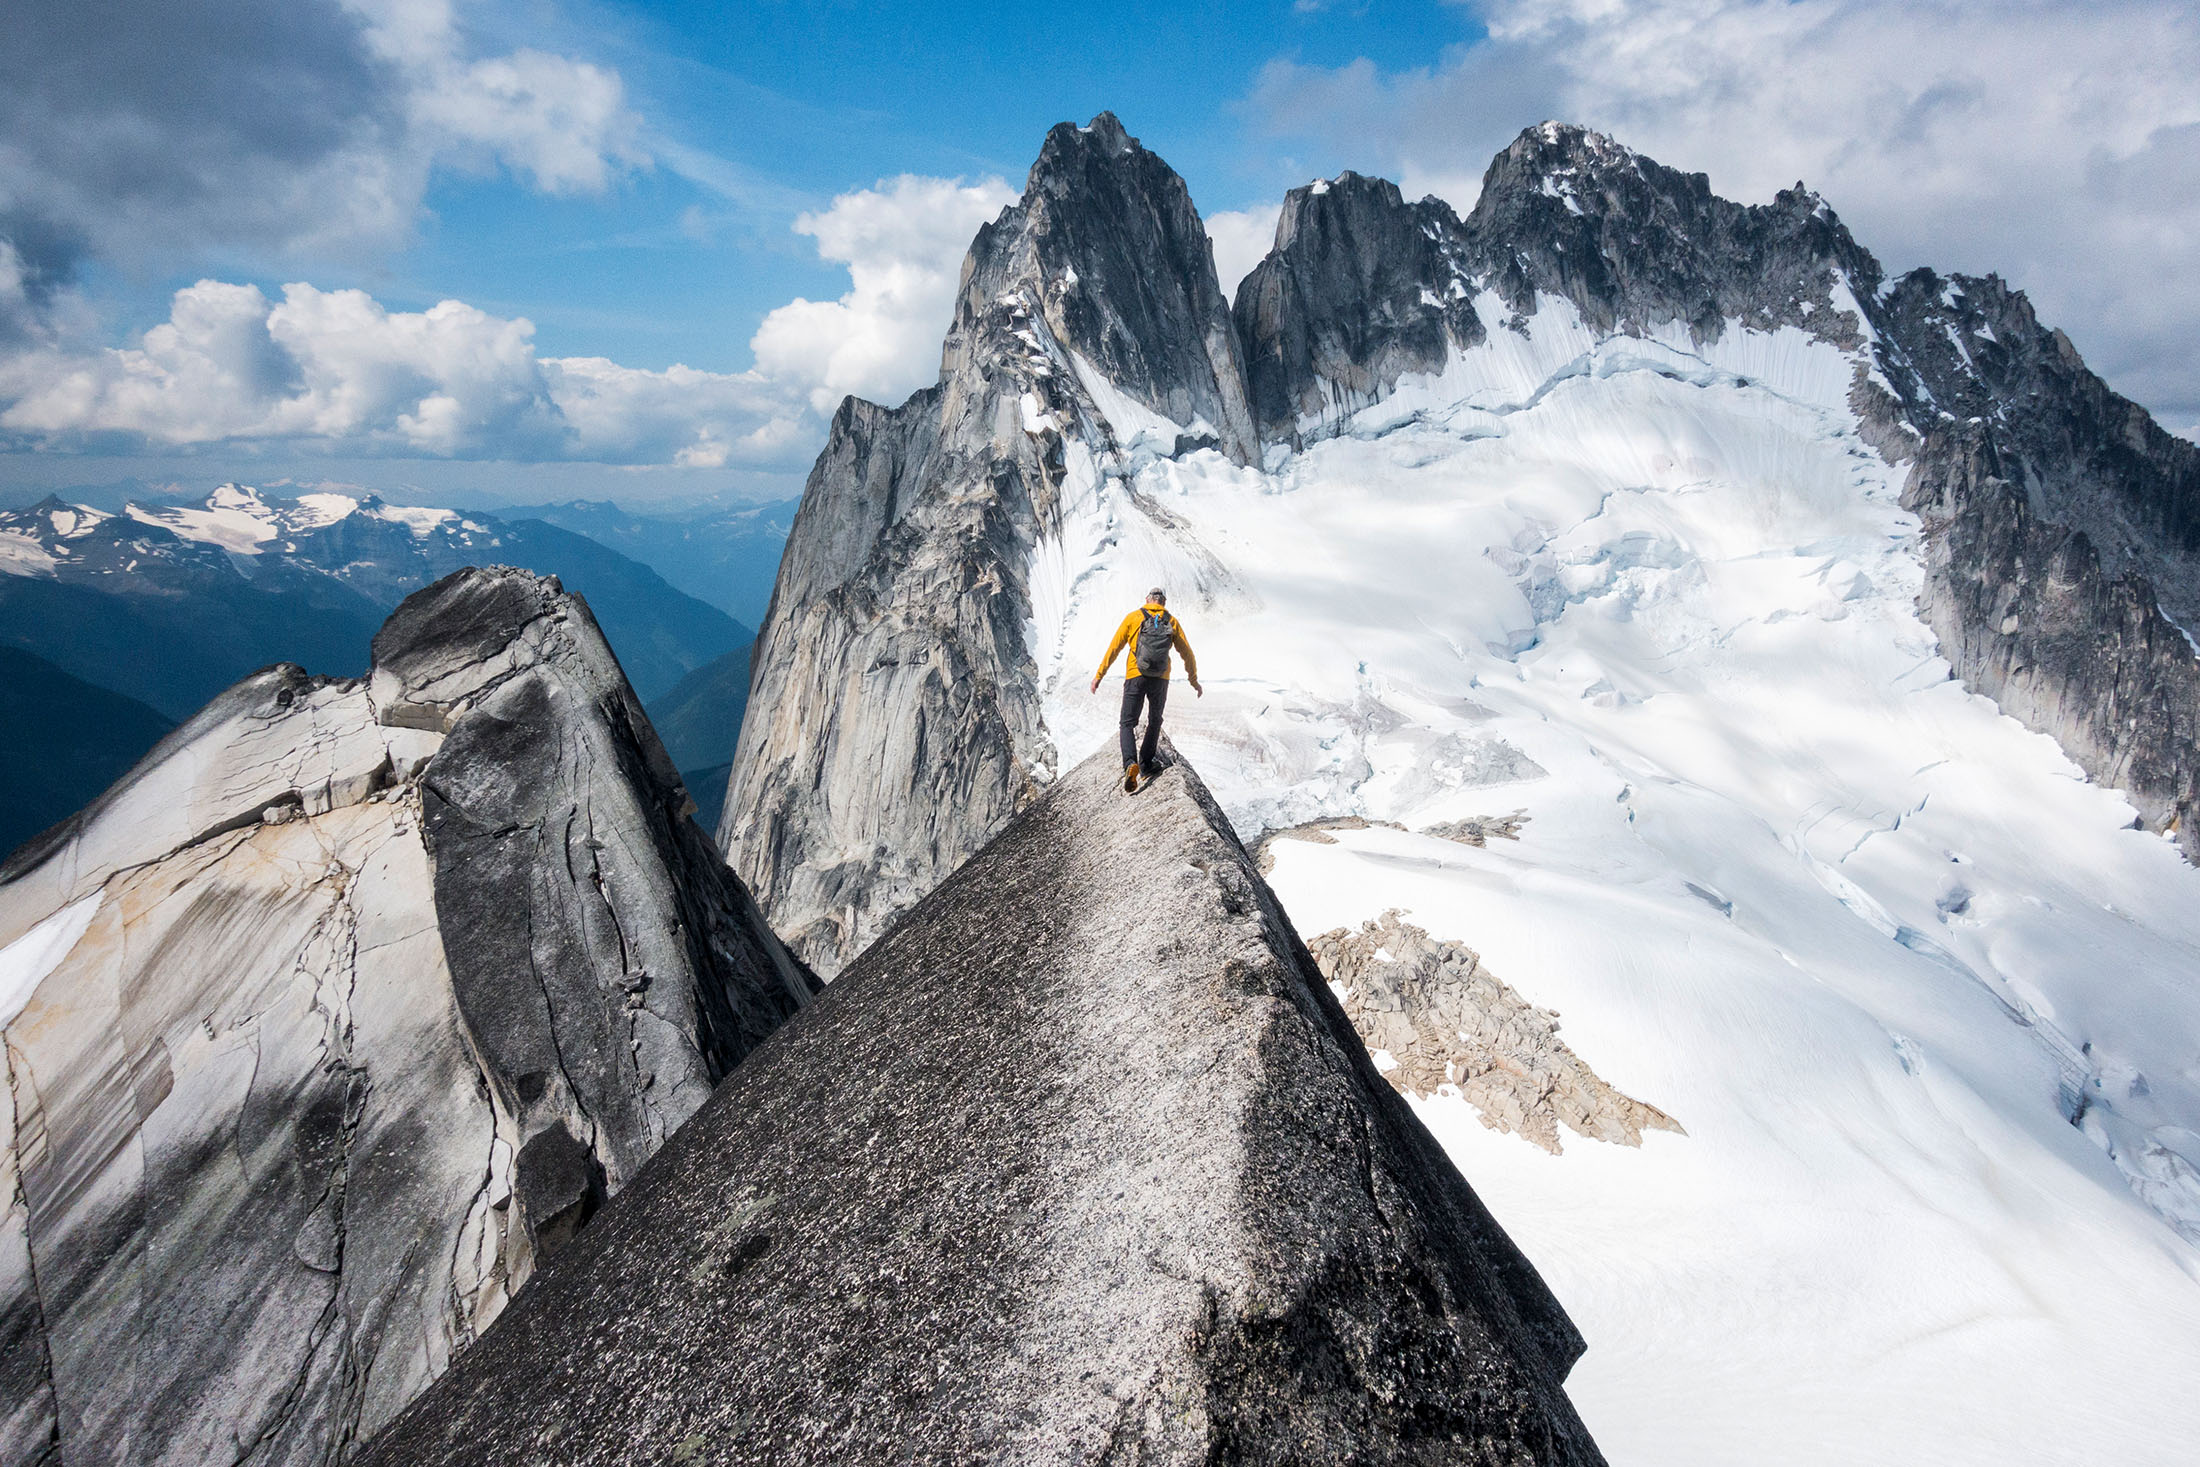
[363, 745, 1603, 1466]
[1864, 275, 2200, 856]
[1902, 427, 2200, 846]
[718, 113, 1253, 975]
[1871, 270, 2200, 621]
[1232, 173, 1483, 441]
[0, 567, 809, 1466]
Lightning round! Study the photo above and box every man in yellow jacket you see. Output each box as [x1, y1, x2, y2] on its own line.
[1090, 586, 1201, 792]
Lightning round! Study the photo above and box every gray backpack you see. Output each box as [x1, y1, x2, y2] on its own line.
[1133, 608, 1175, 676]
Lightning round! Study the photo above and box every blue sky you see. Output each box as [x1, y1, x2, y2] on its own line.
[2, 0, 2196, 507]
[383, 0, 1478, 371]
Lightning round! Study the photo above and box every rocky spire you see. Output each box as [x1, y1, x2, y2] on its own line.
[720, 114, 1261, 976]
[946, 112, 1258, 462]
[1233, 171, 1482, 441]
[0, 566, 810, 1465]
[363, 746, 1606, 1466]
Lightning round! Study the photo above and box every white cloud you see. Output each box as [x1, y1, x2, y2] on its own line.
[540, 357, 806, 468]
[751, 174, 1017, 412]
[0, 0, 647, 310]
[1204, 205, 1284, 298]
[0, 279, 806, 466]
[1241, 0, 2200, 425]
[0, 164, 1029, 467]
[359, 1, 648, 196]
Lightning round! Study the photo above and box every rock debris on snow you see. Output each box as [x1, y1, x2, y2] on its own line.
[1310, 910, 1683, 1155]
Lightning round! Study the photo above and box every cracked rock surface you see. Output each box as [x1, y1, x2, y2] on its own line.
[363, 745, 1603, 1467]
[1310, 911, 1682, 1155]
[0, 566, 810, 1467]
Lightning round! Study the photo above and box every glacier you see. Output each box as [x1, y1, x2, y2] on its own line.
[1028, 296, 2200, 1464]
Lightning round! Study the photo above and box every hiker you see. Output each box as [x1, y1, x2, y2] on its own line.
[1090, 587, 1201, 792]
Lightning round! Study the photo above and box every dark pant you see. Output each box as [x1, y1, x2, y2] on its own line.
[1118, 675, 1170, 770]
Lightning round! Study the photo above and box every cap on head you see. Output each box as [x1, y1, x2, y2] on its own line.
[1146, 587, 1166, 605]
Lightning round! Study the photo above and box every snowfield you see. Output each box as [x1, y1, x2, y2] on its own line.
[1031, 300, 2200, 1464]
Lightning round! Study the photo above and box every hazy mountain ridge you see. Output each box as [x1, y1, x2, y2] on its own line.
[497, 497, 798, 628]
[0, 484, 761, 861]
[1, 484, 752, 703]
[0, 646, 175, 856]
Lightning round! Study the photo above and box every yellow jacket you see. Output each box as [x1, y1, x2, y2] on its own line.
[1095, 602, 1198, 681]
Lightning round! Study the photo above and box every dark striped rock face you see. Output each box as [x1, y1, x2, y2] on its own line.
[363, 744, 1605, 1467]
[0, 566, 810, 1467]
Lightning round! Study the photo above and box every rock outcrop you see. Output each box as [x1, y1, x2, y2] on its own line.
[1233, 172, 1484, 442]
[0, 567, 810, 1466]
[362, 745, 1603, 1465]
[1309, 911, 1682, 1155]
[719, 113, 1254, 975]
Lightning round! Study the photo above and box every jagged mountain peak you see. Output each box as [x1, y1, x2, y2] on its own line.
[1457, 120, 1881, 344]
[1505, 119, 1646, 171]
[1271, 169, 1446, 248]
[1236, 170, 1481, 437]
[1031, 109, 1139, 173]
[945, 111, 1257, 463]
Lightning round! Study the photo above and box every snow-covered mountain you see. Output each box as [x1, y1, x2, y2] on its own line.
[0, 491, 387, 720]
[0, 484, 750, 713]
[0, 567, 810, 1464]
[0, 484, 757, 860]
[726, 115, 2200, 1463]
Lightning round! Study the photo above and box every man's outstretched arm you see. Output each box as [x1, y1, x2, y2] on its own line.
[1089, 617, 1132, 692]
[1174, 625, 1202, 695]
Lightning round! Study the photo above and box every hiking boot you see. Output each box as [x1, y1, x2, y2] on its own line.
[1123, 762, 1141, 793]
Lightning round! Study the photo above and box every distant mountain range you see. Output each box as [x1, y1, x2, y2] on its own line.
[0, 484, 771, 857]
[499, 497, 799, 628]
[642, 642, 753, 831]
